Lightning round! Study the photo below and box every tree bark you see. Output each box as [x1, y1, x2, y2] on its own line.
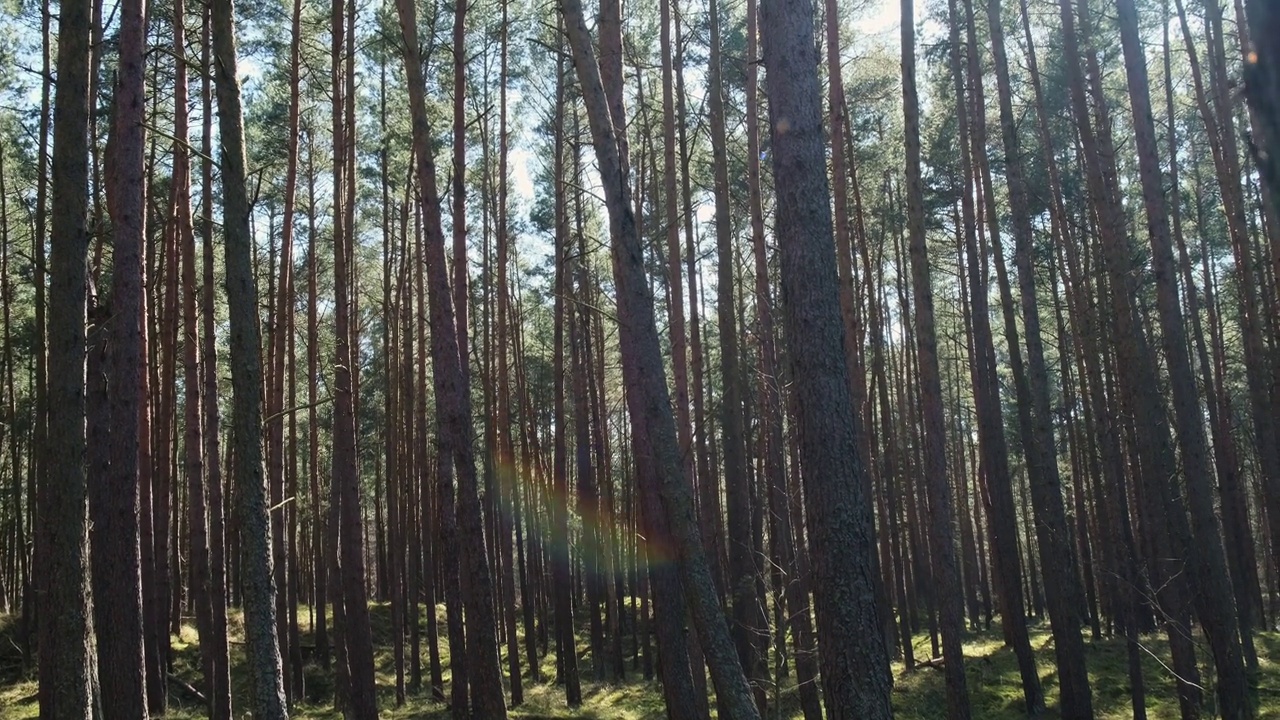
[200, 12, 233, 713]
[943, 0, 1043, 708]
[758, 0, 894, 714]
[393, 1, 508, 715]
[208, 0, 289, 711]
[41, 0, 97, 705]
[558, 1, 760, 715]
[92, 0, 150, 710]
[900, 0, 971, 714]
[1115, 0, 1249, 713]
[711, 0, 765, 705]
[552, 54, 583, 702]
[982, 0, 1094, 712]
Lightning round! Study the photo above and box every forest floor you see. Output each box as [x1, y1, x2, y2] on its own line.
[2, 606, 1279, 718]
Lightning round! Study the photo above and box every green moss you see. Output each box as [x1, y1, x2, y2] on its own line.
[3, 609, 1279, 719]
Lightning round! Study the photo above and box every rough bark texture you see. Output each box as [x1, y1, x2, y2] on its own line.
[41, 0, 97, 707]
[758, 0, 894, 715]
[94, 0, 150, 709]
[208, 0, 289, 712]
[744, 2, 822, 715]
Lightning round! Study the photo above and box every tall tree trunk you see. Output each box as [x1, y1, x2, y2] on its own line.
[495, 1, 524, 701]
[304, 124, 329, 678]
[208, 0, 289, 712]
[658, 0, 696, 583]
[329, 0, 378, 710]
[1168, 11, 1260, 670]
[393, 1, 508, 715]
[268, 0, 304, 701]
[41, 0, 97, 705]
[744, 2, 822, 714]
[1114, 0, 1249, 714]
[711, 0, 764, 704]
[24, 0, 51, 666]
[552, 56, 583, 703]
[1057, 0, 1206, 714]
[983, 0, 1094, 712]
[559, 2, 761, 716]
[943, 0, 1043, 708]
[93, 0, 149, 709]
[1183, 0, 1280, 590]
[173, 0, 217, 707]
[758, 0, 894, 714]
[200, 12, 233, 714]
[900, 0, 970, 714]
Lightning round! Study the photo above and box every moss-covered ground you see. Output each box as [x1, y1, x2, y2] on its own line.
[3, 606, 1278, 718]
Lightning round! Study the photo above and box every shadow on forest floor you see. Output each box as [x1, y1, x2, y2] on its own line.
[3, 606, 1280, 718]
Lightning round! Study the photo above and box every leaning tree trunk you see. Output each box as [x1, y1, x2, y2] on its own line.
[393, 0, 508, 715]
[558, 0, 761, 716]
[1114, 0, 1248, 714]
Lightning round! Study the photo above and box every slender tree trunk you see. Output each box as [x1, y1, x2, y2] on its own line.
[900, 1, 970, 714]
[982, 0, 1094, 712]
[328, 0, 378, 710]
[1115, 0, 1249, 713]
[559, 2, 760, 715]
[172, 0, 216, 707]
[1058, 0, 1206, 715]
[552, 55, 583, 702]
[208, 0, 289, 711]
[393, 1, 508, 714]
[200, 13, 232, 714]
[24, 0, 51, 667]
[943, 0, 1042, 707]
[266, 0, 305, 701]
[710, 0, 763, 704]
[1169, 24, 1260, 669]
[495, 1, 523, 701]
